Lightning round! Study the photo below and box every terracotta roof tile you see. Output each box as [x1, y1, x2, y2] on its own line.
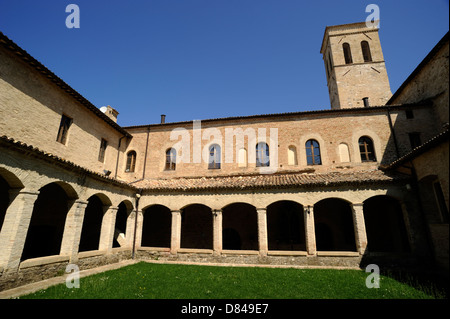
[133, 170, 409, 192]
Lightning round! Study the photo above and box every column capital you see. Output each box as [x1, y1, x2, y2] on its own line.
[256, 207, 267, 212]
[171, 209, 181, 214]
[351, 202, 365, 208]
[212, 209, 222, 216]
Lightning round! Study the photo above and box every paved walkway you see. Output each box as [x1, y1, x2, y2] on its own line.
[0, 259, 360, 299]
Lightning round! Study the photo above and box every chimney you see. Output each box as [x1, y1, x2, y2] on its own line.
[101, 105, 119, 122]
[362, 97, 370, 108]
[161, 114, 166, 124]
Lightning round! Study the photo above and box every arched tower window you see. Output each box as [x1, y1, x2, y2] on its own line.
[208, 144, 221, 169]
[305, 140, 322, 165]
[125, 151, 136, 172]
[343, 43, 353, 64]
[361, 41, 372, 62]
[165, 148, 176, 170]
[358, 136, 376, 162]
[256, 142, 270, 167]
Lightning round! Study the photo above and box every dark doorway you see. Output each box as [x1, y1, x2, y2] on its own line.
[79, 195, 107, 252]
[314, 198, 356, 251]
[267, 200, 305, 251]
[21, 183, 71, 260]
[363, 196, 410, 252]
[180, 204, 213, 249]
[141, 204, 171, 248]
[222, 203, 258, 250]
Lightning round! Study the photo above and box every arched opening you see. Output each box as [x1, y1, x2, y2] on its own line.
[267, 201, 305, 251]
[181, 204, 213, 249]
[165, 148, 176, 170]
[343, 43, 353, 64]
[141, 204, 171, 248]
[113, 201, 132, 248]
[0, 175, 10, 233]
[305, 140, 322, 165]
[126, 151, 137, 172]
[222, 203, 258, 250]
[208, 144, 221, 169]
[256, 142, 270, 167]
[314, 198, 356, 251]
[361, 41, 372, 62]
[363, 196, 410, 252]
[79, 194, 110, 252]
[359, 136, 377, 162]
[21, 182, 73, 260]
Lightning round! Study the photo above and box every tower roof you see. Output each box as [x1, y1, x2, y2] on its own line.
[320, 21, 379, 54]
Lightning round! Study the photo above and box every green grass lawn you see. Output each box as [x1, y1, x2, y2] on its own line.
[20, 262, 446, 299]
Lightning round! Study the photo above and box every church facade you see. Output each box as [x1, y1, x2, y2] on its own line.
[0, 22, 448, 291]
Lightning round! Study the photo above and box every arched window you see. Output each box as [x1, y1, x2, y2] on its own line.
[361, 41, 372, 62]
[208, 144, 221, 169]
[359, 136, 377, 162]
[256, 142, 270, 167]
[305, 140, 321, 165]
[343, 43, 353, 64]
[125, 151, 136, 172]
[165, 148, 176, 170]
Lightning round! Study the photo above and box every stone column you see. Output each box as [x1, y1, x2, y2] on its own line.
[99, 206, 119, 253]
[351, 203, 368, 255]
[125, 209, 137, 248]
[133, 209, 143, 250]
[304, 205, 316, 255]
[0, 189, 40, 271]
[170, 210, 182, 255]
[60, 199, 88, 263]
[256, 208, 268, 256]
[213, 209, 223, 255]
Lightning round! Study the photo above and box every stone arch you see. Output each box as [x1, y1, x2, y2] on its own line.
[141, 204, 171, 248]
[180, 203, 213, 249]
[222, 202, 258, 250]
[78, 193, 111, 252]
[113, 200, 134, 248]
[313, 198, 356, 251]
[363, 195, 410, 252]
[21, 181, 76, 261]
[267, 200, 305, 251]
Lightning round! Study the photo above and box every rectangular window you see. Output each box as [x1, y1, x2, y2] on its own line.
[56, 114, 72, 144]
[98, 138, 107, 162]
[408, 132, 421, 150]
[405, 109, 414, 119]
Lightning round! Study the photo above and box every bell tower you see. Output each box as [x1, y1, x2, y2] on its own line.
[320, 22, 392, 109]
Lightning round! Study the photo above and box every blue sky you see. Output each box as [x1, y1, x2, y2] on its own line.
[0, 0, 448, 127]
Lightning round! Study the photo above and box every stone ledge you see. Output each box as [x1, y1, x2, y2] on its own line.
[221, 250, 259, 255]
[137, 247, 170, 252]
[19, 255, 70, 269]
[316, 251, 360, 257]
[267, 251, 308, 256]
[178, 248, 214, 254]
[78, 250, 107, 259]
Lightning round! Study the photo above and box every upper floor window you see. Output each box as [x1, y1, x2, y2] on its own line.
[361, 41, 372, 62]
[256, 142, 270, 167]
[98, 138, 108, 163]
[208, 144, 221, 169]
[56, 114, 72, 145]
[126, 151, 137, 172]
[359, 136, 376, 162]
[305, 140, 322, 165]
[343, 43, 353, 64]
[165, 148, 176, 171]
[408, 132, 422, 150]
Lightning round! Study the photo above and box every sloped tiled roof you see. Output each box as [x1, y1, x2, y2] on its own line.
[133, 169, 410, 192]
[0, 135, 137, 190]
